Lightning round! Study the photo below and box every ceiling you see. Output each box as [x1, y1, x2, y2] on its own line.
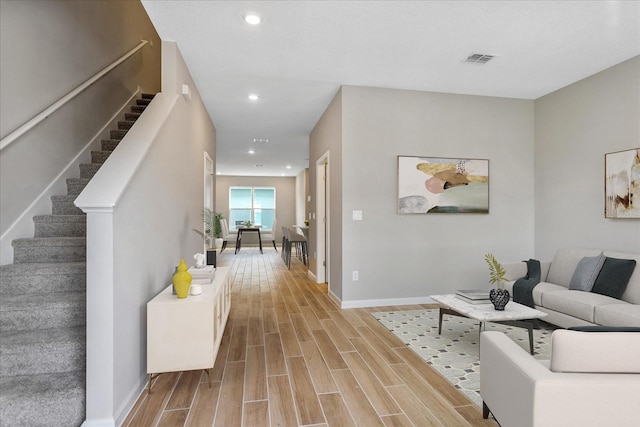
[141, 1, 640, 177]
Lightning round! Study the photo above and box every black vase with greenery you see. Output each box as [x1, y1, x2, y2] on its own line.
[485, 253, 510, 310]
[193, 208, 223, 266]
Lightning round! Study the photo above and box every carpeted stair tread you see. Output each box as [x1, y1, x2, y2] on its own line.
[12, 237, 86, 263]
[125, 112, 141, 121]
[101, 139, 121, 151]
[1, 327, 86, 376]
[0, 262, 85, 295]
[0, 292, 86, 332]
[34, 215, 86, 237]
[141, 93, 156, 99]
[79, 163, 101, 179]
[131, 105, 146, 113]
[136, 98, 151, 106]
[51, 195, 82, 215]
[117, 120, 135, 130]
[90, 150, 113, 164]
[110, 129, 128, 139]
[66, 178, 91, 195]
[0, 371, 85, 426]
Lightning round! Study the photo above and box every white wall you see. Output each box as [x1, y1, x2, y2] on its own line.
[215, 175, 296, 245]
[534, 56, 640, 259]
[76, 41, 216, 425]
[0, 0, 161, 264]
[311, 86, 535, 306]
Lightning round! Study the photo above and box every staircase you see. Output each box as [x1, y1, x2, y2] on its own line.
[0, 93, 155, 426]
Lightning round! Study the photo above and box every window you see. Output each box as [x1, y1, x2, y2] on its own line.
[229, 187, 276, 230]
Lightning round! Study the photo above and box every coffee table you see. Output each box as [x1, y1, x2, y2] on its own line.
[430, 294, 548, 355]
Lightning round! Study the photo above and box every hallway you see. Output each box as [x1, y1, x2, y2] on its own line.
[123, 248, 496, 426]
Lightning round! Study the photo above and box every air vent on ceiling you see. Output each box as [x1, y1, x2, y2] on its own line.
[462, 53, 497, 64]
[253, 138, 269, 143]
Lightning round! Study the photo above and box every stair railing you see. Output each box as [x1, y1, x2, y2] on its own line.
[0, 39, 149, 152]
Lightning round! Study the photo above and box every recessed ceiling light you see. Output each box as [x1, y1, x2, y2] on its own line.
[248, 94, 259, 101]
[286, 165, 291, 169]
[281, 173, 285, 176]
[244, 14, 262, 25]
[248, 149, 255, 154]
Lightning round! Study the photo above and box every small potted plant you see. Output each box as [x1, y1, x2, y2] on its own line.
[485, 253, 510, 310]
[193, 208, 223, 264]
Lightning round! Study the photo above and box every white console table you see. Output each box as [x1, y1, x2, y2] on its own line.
[147, 266, 230, 391]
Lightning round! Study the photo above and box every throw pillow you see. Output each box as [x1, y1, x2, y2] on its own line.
[591, 257, 637, 299]
[569, 255, 606, 291]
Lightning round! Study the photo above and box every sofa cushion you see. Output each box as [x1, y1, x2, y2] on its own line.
[546, 248, 603, 288]
[550, 329, 640, 373]
[542, 289, 627, 323]
[591, 257, 637, 299]
[569, 254, 606, 291]
[595, 304, 640, 327]
[503, 281, 564, 306]
[603, 251, 640, 304]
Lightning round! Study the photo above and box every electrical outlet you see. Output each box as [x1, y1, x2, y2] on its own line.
[352, 271, 359, 281]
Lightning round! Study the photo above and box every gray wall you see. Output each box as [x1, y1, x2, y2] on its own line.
[534, 56, 640, 259]
[310, 89, 343, 298]
[310, 86, 535, 305]
[0, 0, 161, 262]
[215, 175, 296, 245]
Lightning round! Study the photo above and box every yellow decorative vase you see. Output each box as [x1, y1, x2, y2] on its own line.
[172, 259, 192, 299]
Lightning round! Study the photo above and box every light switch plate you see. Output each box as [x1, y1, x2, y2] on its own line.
[353, 210, 363, 221]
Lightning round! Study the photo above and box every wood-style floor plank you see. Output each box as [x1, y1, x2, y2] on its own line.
[243, 400, 269, 427]
[318, 392, 356, 427]
[214, 361, 245, 427]
[267, 375, 299, 427]
[123, 248, 496, 427]
[244, 345, 267, 402]
[286, 356, 326, 425]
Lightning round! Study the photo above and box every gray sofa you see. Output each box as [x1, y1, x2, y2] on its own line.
[502, 247, 640, 328]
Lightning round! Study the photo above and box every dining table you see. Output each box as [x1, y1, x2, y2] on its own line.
[234, 226, 263, 254]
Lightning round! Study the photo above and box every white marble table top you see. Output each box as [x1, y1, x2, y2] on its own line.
[430, 294, 547, 322]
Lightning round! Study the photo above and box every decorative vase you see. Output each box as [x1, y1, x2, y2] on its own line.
[489, 288, 510, 311]
[172, 259, 192, 299]
[206, 248, 217, 267]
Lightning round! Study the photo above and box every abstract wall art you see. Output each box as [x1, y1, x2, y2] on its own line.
[605, 148, 640, 218]
[397, 156, 489, 214]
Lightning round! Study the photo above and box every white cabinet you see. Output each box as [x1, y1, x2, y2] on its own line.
[147, 266, 230, 389]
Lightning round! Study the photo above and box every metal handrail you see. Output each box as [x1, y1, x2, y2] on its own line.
[0, 39, 149, 151]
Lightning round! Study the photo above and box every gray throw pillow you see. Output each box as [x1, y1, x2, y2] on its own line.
[569, 255, 606, 291]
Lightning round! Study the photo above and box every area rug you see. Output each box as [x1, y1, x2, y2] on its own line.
[371, 309, 555, 406]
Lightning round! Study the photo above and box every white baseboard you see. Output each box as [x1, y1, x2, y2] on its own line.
[340, 296, 436, 309]
[81, 418, 115, 427]
[0, 89, 140, 265]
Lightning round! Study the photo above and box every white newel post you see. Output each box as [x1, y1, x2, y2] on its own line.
[81, 208, 116, 427]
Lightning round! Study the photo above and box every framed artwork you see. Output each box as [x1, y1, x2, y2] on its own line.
[605, 148, 640, 218]
[397, 156, 489, 214]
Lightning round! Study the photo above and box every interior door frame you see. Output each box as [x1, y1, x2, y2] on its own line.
[315, 151, 329, 284]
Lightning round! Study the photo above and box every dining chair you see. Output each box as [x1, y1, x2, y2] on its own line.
[285, 226, 307, 269]
[280, 226, 287, 262]
[219, 219, 236, 253]
[260, 218, 278, 252]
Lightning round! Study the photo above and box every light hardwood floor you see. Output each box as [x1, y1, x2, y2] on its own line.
[123, 248, 498, 427]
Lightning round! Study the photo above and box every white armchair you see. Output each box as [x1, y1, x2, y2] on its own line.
[480, 330, 640, 427]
